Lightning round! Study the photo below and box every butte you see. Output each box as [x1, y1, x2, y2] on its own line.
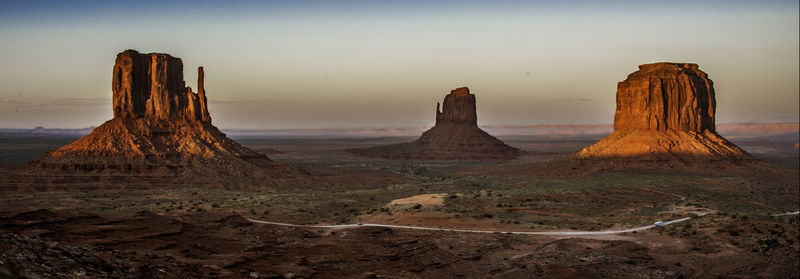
[348, 87, 521, 160]
[9, 50, 294, 188]
[575, 62, 755, 166]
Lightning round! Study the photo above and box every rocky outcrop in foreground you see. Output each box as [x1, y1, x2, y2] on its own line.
[576, 62, 753, 165]
[348, 87, 521, 160]
[20, 50, 293, 185]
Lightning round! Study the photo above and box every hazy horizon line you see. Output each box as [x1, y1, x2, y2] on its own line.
[2, 121, 797, 131]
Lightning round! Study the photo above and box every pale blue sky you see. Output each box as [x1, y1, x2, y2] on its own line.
[0, 0, 797, 129]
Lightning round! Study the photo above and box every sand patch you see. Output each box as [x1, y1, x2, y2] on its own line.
[388, 193, 450, 207]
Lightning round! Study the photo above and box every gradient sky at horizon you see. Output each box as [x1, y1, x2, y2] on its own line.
[0, 0, 798, 129]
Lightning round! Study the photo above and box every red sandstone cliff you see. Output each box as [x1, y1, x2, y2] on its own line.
[576, 62, 753, 164]
[613, 63, 715, 132]
[112, 50, 211, 122]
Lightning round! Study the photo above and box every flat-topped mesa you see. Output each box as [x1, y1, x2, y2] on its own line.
[614, 62, 715, 132]
[435, 87, 477, 125]
[576, 62, 753, 165]
[112, 50, 211, 123]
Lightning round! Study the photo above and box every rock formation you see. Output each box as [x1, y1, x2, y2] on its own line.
[612, 62, 715, 132]
[435, 87, 478, 125]
[112, 50, 211, 122]
[348, 87, 521, 160]
[576, 62, 754, 164]
[26, 50, 292, 182]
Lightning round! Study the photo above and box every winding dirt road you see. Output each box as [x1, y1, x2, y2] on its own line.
[248, 212, 711, 236]
[249, 211, 799, 236]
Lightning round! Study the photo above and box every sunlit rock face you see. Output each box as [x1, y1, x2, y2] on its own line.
[576, 63, 753, 165]
[348, 87, 521, 160]
[613, 63, 715, 132]
[28, 50, 292, 180]
[112, 50, 211, 123]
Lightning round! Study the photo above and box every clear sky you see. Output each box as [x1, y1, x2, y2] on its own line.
[0, 0, 797, 129]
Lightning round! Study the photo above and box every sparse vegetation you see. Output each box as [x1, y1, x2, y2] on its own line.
[0, 135, 797, 278]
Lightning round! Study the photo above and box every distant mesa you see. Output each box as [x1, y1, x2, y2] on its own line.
[576, 62, 755, 165]
[26, 50, 292, 181]
[348, 87, 521, 160]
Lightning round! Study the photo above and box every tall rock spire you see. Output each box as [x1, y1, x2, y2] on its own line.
[197, 66, 211, 122]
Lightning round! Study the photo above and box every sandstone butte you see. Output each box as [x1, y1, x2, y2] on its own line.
[348, 87, 521, 160]
[576, 62, 755, 165]
[28, 50, 292, 180]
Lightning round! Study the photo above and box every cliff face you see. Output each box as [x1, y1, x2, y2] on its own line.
[436, 87, 477, 125]
[577, 62, 752, 165]
[112, 50, 211, 122]
[349, 87, 521, 160]
[614, 63, 715, 132]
